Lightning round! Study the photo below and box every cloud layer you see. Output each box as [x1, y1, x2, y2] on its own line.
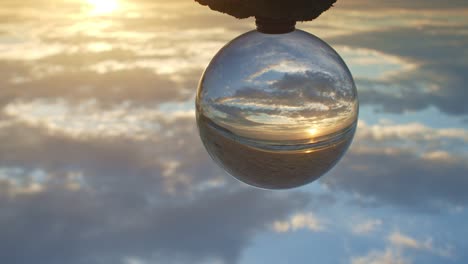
[0, 1, 467, 264]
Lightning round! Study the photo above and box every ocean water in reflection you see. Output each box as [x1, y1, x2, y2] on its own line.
[197, 29, 358, 189]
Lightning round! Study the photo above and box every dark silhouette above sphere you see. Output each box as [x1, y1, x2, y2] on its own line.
[194, 0, 337, 21]
[196, 29, 358, 189]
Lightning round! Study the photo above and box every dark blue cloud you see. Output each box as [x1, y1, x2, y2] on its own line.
[0, 117, 311, 264]
[331, 25, 468, 115]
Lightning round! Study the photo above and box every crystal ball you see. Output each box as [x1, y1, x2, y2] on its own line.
[196, 29, 358, 189]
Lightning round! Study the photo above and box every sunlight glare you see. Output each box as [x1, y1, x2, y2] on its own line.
[87, 0, 119, 15]
[307, 127, 318, 136]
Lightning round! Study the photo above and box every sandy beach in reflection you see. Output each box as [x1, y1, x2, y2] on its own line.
[198, 115, 356, 189]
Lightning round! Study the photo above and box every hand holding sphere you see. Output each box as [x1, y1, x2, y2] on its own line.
[195, 0, 358, 189]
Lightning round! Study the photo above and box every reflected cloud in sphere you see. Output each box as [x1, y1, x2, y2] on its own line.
[197, 29, 359, 189]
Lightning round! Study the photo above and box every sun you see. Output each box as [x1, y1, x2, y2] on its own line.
[86, 0, 119, 15]
[306, 127, 318, 136]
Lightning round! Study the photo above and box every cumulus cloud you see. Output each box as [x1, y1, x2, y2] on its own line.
[2, 99, 190, 140]
[331, 25, 468, 116]
[356, 121, 468, 143]
[355, 64, 468, 115]
[0, 104, 220, 195]
[0, 67, 194, 107]
[324, 121, 468, 211]
[272, 212, 325, 233]
[0, 0, 236, 110]
[389, 232, 426, 250]
[0, 7, 259, 262]
[0, 177, 310, 264]
[0, 107, 313, 264]
[351, 249, 410, 264]
[352, 219, 383, 235]
[1, 1, 467, 263]
[388, 231, 453, 258]
[351, 231, 454, 264]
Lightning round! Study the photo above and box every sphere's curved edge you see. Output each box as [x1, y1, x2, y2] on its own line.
[194, 0, 337, 21]
[195, 28, 358, 190]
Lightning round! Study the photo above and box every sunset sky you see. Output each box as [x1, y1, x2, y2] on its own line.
[0, 0, 467, 263]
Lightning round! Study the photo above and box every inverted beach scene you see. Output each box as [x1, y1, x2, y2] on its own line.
[197, 29, 358, 188]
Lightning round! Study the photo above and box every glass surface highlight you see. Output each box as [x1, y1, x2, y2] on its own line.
[196, 29, 358, 189]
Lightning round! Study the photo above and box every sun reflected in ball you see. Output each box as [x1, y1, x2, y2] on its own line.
[196, 29, 358, 189]
[307, 128, 319, 136]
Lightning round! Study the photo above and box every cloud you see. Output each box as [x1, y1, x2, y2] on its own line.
[356, 121, 468, 143]
[1, 1, 467, 263]
[0, 67, 193, 107]
[0, 106, 216, 195]
[355, 64, 468, 115]
[323, 121, 468, 211]
[3, 99, 183, 140]
[272, 212, 326, 233]
[0, 0, 238, 109]
[331, 25, 468, 116]
[331, 26, 467, 63]
[352, 219, 383, 235]
[389, 232, 425, 250]
[0, 176, 310, 264]
[0, 109, 313, 264]
[351, 249, 410, 264]
[388, 231, 453, 258]
[351, 230, 455, 264]
[335, 46, 418, 80]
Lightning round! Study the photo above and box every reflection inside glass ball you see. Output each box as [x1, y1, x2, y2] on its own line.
[196, 29, 358, 189]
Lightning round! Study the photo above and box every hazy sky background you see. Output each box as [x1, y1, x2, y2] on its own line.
[0, 0, 467, 263]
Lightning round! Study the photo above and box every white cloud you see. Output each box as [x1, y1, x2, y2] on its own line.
[352, 231, 456, 264]
[272, 221, 291, 233]
[247, 59, 310, 82]
[388, 232, 422, 249]
[0, 168, 85, 197]
[351, 248, 410, 264]
[356, 121, 468, 143]
[351, 120, 468, 164]
[336, 46, 418, 80]
[272, 212, 325, 233]
[352, 219, 382, 235]
[388, 231, 453, 258]
[3, 99, 194, 140]
[324, 118, 468, 211]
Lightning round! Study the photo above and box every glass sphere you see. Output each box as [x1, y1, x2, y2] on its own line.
[196, 29, 358, 189]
